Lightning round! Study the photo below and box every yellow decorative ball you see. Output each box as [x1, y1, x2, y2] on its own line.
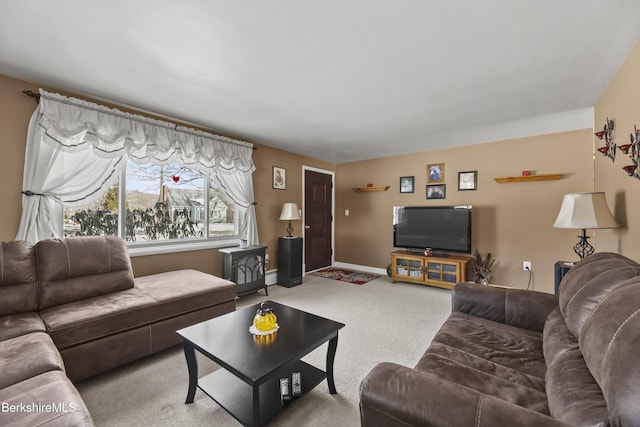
[253, 302, 277, 332]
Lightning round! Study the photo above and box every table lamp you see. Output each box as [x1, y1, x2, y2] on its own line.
[553, 192, 618, 259]
[279, 203, 301, 237]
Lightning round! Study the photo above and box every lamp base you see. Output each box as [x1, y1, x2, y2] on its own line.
[286, 220, 294, 238]
[573, 229, 594, 259]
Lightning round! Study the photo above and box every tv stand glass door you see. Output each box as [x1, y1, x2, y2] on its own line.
[390, 250, 471, 290]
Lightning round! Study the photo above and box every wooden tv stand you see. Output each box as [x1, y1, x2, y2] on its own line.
[391, 250, 471, 290]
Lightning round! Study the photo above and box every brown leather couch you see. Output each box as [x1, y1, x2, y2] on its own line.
[360, 252, 640, 426]
[0, 236, 236, 426]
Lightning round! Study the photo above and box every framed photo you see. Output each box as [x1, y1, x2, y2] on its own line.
[426, 184, 446, 199]
[272, 166, 286, 190]
[399, 176, 414, 193]
[458, 170, 477, 191]
[427, 163, 445, 183]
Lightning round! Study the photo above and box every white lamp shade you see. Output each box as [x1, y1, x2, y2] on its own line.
[553, 192, 618, 229]
[279, 203, 301, 221]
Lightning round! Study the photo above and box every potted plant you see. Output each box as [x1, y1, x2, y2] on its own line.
[470, 249, 496, 285]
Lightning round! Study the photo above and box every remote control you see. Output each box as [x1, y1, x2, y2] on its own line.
[291, 372, 302, 396]
[280, 378, 291, 402]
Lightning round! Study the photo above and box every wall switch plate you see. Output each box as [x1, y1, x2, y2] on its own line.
[523, 261, 532, 271]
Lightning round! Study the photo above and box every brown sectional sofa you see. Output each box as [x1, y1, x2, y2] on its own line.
[0, 236, 236, 426]
[360, 252, 640, 426]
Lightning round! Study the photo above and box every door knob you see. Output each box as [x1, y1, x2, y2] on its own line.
[304, 225, 311, 229]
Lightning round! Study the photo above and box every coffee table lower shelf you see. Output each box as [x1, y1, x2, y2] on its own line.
[198, 360, 326, 426]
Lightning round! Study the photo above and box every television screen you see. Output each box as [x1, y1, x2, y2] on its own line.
[393, 206, 472, 254]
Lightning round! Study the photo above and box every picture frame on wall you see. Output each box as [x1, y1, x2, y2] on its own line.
[426, 184, 446, 199]
[427, 163, 445, 183]
[458, 170, 477, 191]
[400, 176, 415, 193]
[272, 166, 286, 190]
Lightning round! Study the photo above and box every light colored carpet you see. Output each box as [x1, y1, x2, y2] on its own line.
[76, 274, 452, 426]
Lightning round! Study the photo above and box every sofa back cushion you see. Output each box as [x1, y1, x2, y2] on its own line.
[0, 241, 38, 316]
[543, 307, 609, 426]
[559, 252, 640, 338]
[555, 252, 640, 425]
[36, 236, 134, 310]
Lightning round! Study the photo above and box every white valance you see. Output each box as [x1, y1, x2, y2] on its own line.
[17, 89, 258, 244]
[37, 89, 255, 174]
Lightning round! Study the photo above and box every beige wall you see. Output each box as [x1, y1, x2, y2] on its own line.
[0, 75, 33, 240]
[594, 40, 640, 259]
[336, 129, 594, 293]
[0, 74, 333, 277]
[2, 40, 638, 293]
[253, 144, 334, 269]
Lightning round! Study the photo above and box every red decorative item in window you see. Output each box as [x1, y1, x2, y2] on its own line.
[172, 176, 180, 183]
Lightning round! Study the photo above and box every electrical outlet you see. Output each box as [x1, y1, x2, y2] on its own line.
[523, 261, 532, 271]
[265, 254, 269, 261]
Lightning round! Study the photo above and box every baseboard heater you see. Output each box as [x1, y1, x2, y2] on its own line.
[266, 269, 278, 286]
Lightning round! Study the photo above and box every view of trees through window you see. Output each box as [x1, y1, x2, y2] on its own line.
[64, 160, 236, 242]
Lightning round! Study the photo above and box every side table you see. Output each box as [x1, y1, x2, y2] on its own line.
[278, 237, 303, 287]
[554, 261, 574, 294]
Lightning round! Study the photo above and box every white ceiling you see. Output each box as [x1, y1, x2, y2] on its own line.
[0, 1, 639, 163]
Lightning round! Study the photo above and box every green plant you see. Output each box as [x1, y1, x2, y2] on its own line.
[470, 249, 496, 285]
[71, 203, 199, 241]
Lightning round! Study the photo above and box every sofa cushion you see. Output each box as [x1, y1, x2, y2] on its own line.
[0, 240, 38, 316]
[578, 276, 640, 425]
[415, 311, 548, 414]
[0, 312, 46, 342]
[559, 252, 640, 339]
[543, 307, 608, 426]
[36, 236, 134, 310]
[40, 270, 235, 350]
[542, 307, 577, 367]
[39, 288, 155, 350]
[0, 370, 94, 426]
[545, 347, 608, 426]
[0, 332, 65, 389]
[134, 269, 236, 319]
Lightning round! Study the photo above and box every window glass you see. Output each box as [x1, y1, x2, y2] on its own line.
[209, 178, 235, 237]
[64, 184, 119, 237]
[63, 160, 238, 244]
[125, 161, 204, 242]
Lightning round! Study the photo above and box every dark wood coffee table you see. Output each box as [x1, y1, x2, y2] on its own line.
[176, 301, 345, 427]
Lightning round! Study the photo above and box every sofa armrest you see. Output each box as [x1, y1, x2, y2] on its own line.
[451, 282, 558, 332]
[360, 362, 570, 427]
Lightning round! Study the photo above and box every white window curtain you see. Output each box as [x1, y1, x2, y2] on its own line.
[17, 89, 257, 244]
[214, 170, 259, 246]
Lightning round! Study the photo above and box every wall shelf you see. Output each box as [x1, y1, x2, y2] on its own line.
[494, 174, 563, 183]
[352, 186, 390, 192]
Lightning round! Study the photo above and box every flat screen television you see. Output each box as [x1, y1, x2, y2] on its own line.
[393, 205, 472, 254]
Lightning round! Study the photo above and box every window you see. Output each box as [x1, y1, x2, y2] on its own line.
[64, 160, 236, 244]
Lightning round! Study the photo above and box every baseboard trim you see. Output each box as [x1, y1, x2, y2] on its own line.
[333, 262, 388, 276]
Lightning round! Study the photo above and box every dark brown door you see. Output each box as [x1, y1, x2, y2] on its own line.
[304, 169, 332, 272]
